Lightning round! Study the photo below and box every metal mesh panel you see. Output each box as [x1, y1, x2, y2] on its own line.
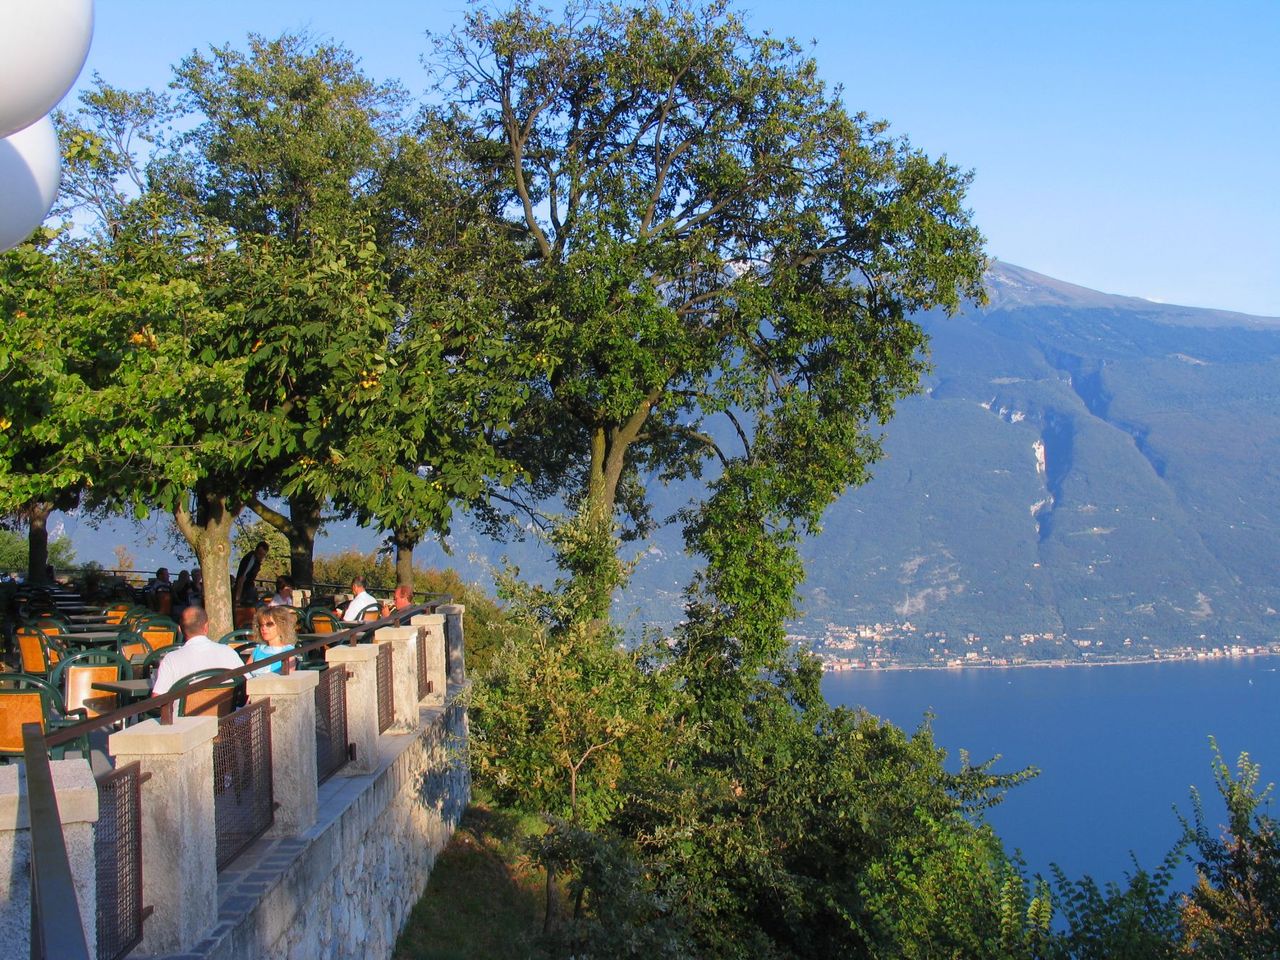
[213, 700, 274, 871]
[314, 665, 349, 783]
[376, 641, 394, 733]
[95, 762, 144, 960]
[416, 625, 431, 700]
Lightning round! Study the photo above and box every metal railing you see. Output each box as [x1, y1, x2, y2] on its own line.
[375, 642, 394, 733]
[314, 665, 350, 784]
[22, 722, 92, 960]
[94, 762, 148, 960]
[416, 624, 432, 700]
[213, 700, 275, 870]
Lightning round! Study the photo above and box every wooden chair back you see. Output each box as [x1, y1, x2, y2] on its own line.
[309, 611, 339, 634]
[63, 664, 121, 718]
[103, 602, 132, 625]
[16, 629, 50, 675]
[172, 669, 245, 719]
[140, 622, 179, 649]
[117, 632, 153, 661]
[0, 689, 46, 755]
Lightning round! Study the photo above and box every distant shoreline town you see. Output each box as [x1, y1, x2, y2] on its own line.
[793, 619, 1280, 672]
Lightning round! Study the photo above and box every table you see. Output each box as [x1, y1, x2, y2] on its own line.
[62, 621, 115, 634]
[66, 630, 123, 647]
[91, 679, 153, 700]
[66, 613, 109, 624]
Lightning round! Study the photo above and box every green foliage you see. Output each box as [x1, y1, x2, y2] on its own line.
[471, 623, 671, 829]
[526, 820, 689, 959]
[471, 511, 674, 829]
[616, 656, 1040, 959]
[1040, 849, 1186, 960]
[0, 529, 75, 572]
[1181, 742, 1280, 957]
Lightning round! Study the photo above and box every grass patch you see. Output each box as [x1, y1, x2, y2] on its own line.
[394, 801, 547, 960]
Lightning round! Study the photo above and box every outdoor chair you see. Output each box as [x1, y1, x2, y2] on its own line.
[170, 667, 247, 719]
[138, 644, 176, 680]
[139, 620, 180, 650]
[102, 602, 136, 625]
[0, 673, 90, 762]
[15, 627, 67, 676]
[307, 610, 340, 634]
[217, 628, 253, 645]
[51, 649, 133, 720]
[116, 631, 154, 663]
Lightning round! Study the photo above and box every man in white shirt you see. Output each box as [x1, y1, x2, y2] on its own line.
[152, 605, 245, 696]
[337, 576, 380, 621]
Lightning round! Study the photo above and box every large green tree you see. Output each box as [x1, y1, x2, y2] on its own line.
[170, 35, 406, 586]
[432, 0, 985, 622]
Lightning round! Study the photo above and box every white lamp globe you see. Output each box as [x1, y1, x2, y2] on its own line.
[0, 115, 62, 252]
[0, 0, 95, 138]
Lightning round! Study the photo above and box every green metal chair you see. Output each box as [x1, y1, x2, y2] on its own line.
[138, 644, 177, 681]
[0, 674, 90, 761]
[51, 649, 133, 720]
[170, 668, 247, 719]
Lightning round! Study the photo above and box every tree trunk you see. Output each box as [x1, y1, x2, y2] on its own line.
[285, 493, 321, 588]
[26, 502, 51, 584]
[393, 523, 417, 589]
[175, 492, 238, 639]
[543, 858, 563, 937]
[248, 493, 322, 588]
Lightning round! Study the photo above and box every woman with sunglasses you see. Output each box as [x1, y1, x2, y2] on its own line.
[249, 606, 297, 676]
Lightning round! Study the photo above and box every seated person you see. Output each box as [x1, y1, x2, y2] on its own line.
[269, 576, 295, 607]
[393, 584, 413, 611]
[336, 575, 380, 621]
[144, 567, 172, 593]
[249, 606, 297, 676]
[152, 605, 245, 696]
[171, 569, 194, 609]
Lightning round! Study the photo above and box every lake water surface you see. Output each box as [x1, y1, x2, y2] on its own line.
[821, 657, 1280, 889]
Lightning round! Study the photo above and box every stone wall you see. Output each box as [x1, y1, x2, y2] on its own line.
[206, 696, 469, 960]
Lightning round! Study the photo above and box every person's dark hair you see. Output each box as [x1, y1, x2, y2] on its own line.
[255, 540, 269, 553]
[276, 575, 294, 591]
[351, 575, 366, 589]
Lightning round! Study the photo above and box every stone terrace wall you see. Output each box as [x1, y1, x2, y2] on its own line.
[205, 698, 469, 960]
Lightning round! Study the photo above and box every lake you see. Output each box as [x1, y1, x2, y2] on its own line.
[821, 656, 1280, 890]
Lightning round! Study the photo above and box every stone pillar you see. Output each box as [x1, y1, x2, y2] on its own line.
[410, 613, 446, 708]
[325, 644, 380, 775]
[437, 603, 466, 687]
[246, 670, 320, 836]
[109, 716, 219, 956]
[373, 625, 421, 729]
[0, 760, 99, 960]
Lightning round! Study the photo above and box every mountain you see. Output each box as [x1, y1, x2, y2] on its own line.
[786, 262, 1280, 659]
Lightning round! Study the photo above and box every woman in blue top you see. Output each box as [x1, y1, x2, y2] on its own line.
[249, 606, 296, 676]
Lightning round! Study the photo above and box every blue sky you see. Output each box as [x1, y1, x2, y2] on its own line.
[71, 0, 1280, 318]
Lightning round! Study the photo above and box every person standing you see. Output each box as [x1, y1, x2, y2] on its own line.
[234, 541, 269, 607]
